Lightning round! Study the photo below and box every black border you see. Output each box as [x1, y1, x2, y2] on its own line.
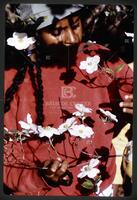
[0, 0, 137, 199]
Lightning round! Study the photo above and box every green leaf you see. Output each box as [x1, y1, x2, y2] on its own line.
[81, 179, 94, 190]
[114, 64, 125, 73]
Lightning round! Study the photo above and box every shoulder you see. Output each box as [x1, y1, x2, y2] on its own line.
[77, 42, 133, 74]
[76, 42, 111, 65]
[78, 42, 110, 55]
[4, 68, 18, 90]
[5, 68, 17, 77]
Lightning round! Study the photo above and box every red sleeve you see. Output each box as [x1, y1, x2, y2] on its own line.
[106, 58, 133, 101]
[91, 43, 133, 102]
[3, 139, 57, 195]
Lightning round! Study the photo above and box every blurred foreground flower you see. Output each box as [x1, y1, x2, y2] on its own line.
[7, 32, 36, 50]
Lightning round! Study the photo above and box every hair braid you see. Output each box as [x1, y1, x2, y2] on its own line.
[27, 61, 44, 125]
[35, 62, 44, 125]
[4, 64, 27, 113]
[28, 64, 38, 102]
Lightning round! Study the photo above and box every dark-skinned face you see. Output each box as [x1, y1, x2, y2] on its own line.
[39, 14, 83, 66]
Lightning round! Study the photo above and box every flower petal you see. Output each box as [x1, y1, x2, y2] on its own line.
[69, 126, 79, 137]
[18, 121, 30, 130]
[86, 64, 98, 74]
[51, 127, 61, 135]
[27, 113, 32, 124]
[84, 107, 92, 113]
[58, 117, 76, 133]
[37, 126, 54, 138]
[14, 42, 29, 50]
[74, 104, 92, 114]
[89, 159, 100, 167]
[66, 117, 76, 126]
[99, 184, 113, 196]
[7, 38, 15, 47]
[73, 111, 82, 117]
[87, 168, 100, 178]
[79, 61, 87, 69]
[75, 103, 84, 112]
[86, 56, 93, 63]
[96, 180, 103, 194]
[46, 130, 54, 138]
[99, 108, 118, 122]
[28, 37, 36, 45]
[77, 171, 87, 178]
[94, 55, 100, 64]
[30, 124, 38, 133]
[105, 111, 118, 122]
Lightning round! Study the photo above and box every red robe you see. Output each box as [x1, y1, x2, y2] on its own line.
[4, 43, 133, 196]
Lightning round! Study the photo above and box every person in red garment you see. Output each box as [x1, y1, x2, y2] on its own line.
[4, 4, 133, 196]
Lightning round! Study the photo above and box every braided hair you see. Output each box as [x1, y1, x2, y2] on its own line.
[5, 55, 45, 126]
[28, 57, 44, 125]
[4, 64, 27, 113]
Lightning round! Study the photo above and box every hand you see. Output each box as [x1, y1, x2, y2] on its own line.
[123, 141, 133, 179]
[119, 94, 133, 114]
[42, 159, 72, 186]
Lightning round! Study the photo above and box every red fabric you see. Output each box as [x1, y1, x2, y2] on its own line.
[4, 43, 133, 196]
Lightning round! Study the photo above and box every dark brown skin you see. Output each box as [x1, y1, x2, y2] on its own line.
[40, 15, 83, 46]
[43, 159, 71, 185]
[119, 94, 133, 115]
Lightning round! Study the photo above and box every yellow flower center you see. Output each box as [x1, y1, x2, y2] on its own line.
[79, 129, 83, 134]
[45, 126, 51, 130]
[64, 124, 68, 129]
[88, 62, 93, 66]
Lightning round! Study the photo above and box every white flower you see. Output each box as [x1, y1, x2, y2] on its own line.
[79, 55, 100, 74]
[69, 124, 94, 139]
[104, 11, 110, 16]
[116, 5, 121, 12]
[77, 158, 100, 179]
[4, 127, 9, 132]
[125, 32, 134, 42]
[7, 32, 36, 50]
[37, 126, 60, 139]
[18, 113, 38, 133]
[99, 108, 118, 122]
[96, 180, 103, 194]
[73, 104, 92, 118]
[99, 184, 113, 196]
[58, 117, 77, 134]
